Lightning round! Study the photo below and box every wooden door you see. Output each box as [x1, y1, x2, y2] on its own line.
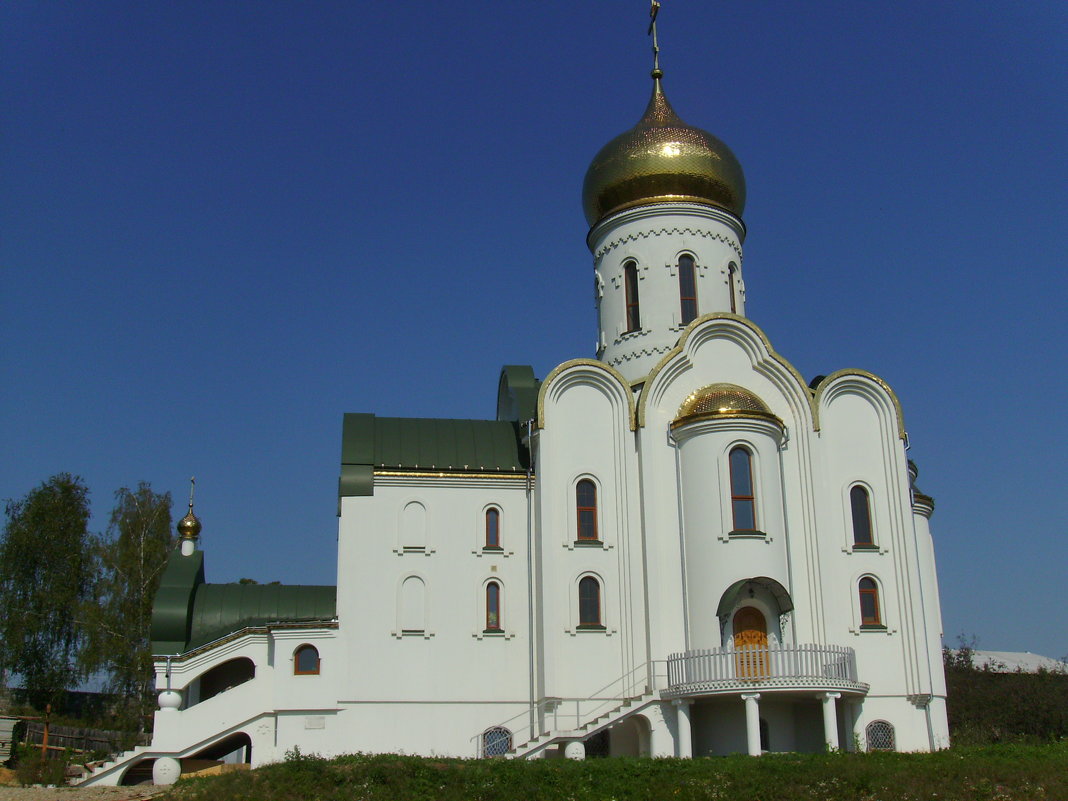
[733, 606, 769, 678]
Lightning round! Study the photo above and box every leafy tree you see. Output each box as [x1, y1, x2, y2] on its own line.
[84, 483, 174, 732]
[0, 474, 97, 709]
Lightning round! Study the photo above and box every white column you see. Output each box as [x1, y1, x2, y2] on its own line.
[821, 692, 841, 751]
[741, 693, 761, 756]
[673, 700, 693, 758]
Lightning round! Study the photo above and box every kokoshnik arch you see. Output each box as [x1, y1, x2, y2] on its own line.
[81, 4, 947, 785]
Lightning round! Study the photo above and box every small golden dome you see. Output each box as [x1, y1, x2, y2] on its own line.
[672, 383, 779, 429]
[177, 508, 202, 540]
[582, 80, 746, 228]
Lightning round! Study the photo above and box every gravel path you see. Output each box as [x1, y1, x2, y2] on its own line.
[0, 788, 167, 801]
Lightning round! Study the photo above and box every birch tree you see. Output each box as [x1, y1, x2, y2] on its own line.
[84, 483, 174, 730]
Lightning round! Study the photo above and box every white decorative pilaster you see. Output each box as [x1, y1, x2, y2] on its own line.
[741, 692, 761, 756]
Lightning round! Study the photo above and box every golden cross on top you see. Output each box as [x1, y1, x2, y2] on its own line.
[648, 1, 663, 79]
[187, 476, 196, 512]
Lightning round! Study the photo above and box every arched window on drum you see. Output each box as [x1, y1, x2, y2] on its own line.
[729, 447, 757, 531]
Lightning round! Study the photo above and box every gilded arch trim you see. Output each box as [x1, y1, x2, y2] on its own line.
[635, 313, 812, 428]
[536, 358, 636, 431]
[811, 368, 907, 441]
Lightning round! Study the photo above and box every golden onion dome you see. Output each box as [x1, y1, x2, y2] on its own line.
[582, 79, 746, 228]
[672, 383, 780, 429]
[177, 507, 202, 540]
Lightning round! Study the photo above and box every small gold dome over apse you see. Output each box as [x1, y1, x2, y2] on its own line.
[582, 79, 746, 228]
[672, 383, 780, 429]
[177, 508, 202, 540]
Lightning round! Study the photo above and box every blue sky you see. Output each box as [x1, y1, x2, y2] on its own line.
[2, 2, 1066, 659]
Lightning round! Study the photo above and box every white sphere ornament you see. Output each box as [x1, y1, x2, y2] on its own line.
[157, 690, 182, 711]
[152, 757, 181, 785]
[563, 741, 586, 760]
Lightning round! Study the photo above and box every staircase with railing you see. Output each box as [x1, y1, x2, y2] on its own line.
[473, 662, 667, 759]
[79, 678, 267, 786]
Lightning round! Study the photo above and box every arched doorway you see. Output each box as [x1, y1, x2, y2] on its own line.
[733, 606, 768, 678]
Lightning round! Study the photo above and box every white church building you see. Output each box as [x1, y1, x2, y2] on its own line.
[84, 17, 948, 787]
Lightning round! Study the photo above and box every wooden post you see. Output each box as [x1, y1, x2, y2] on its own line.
[40, 704, 50, 758]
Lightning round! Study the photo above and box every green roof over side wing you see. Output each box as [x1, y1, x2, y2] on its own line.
[151, 549, 337, 655]
[497, 365, 540, 423]
[188, 583, 337, 650]
[150, 550, 206, 655]
[340, 413, 529, 499]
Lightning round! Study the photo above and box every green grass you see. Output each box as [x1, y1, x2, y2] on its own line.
[159, 742, 1068, 801]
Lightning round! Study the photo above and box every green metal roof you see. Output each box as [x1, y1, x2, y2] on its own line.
[340, 413, 529, 499]
[496, 365, 540, 423]
[188, 583, 337, 650]
[150, 550, 206, 655]
[151, 547, 337, 655]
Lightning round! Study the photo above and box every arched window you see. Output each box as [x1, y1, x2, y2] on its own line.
[400, 576, 426, 633]
[850, 486, 874, 546]
[729, 447, 756, 531]
[678, 254, 698, 324]
[576, 479, 598, 541]
[485, 581, 502, 632]
[623, 260, 641, 332]
[482, 726, 512, 757]
[727, 261, 739, 314]
[294, 645, 320, 676]
[485, 508, 501, 549]
[578, 576, 602, 628]
[858, 577, 882, 627]
[400, 501, 426, 551]
[865, 720, 895, 751]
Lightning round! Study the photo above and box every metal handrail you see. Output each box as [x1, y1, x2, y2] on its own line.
[470, 660, 667, 756]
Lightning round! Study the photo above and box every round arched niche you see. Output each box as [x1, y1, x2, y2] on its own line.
[716, 577, 793, 647]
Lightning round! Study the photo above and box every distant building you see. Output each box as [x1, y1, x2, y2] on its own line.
[84, 19, 949, 788]
[963, 651, 1067, 674]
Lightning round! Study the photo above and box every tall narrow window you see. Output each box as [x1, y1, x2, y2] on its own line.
[576, 479, 598, 541]
[623, 260, 641, 332]
[578, 576, 602, 627]
[294, 645, 320, 675]
[729, 447, 756, 530]
[859, 577, 882, 627]
[850, 486, 874, 547]
[485, 508, 501, 549]
[400, 576, 426, 633]
[678, 254, 698, 324]
[727, 261, 739, 314]
[485, 581, 502, 631]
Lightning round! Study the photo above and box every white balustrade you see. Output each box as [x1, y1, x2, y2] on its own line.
[666, 644, 863, 695]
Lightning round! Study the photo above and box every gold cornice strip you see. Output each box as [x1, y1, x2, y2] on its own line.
[373, 470, 529, 480]
[811, 368, 907, 441]
[536, 358, 636, 431]
[670, 409, 784, 431]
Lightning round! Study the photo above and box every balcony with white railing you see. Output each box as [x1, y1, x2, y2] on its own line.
[664, 643, 868, 698]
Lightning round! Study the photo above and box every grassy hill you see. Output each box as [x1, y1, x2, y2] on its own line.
[159, 742, 1068, 801]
